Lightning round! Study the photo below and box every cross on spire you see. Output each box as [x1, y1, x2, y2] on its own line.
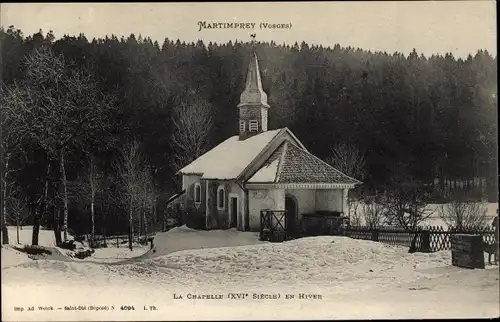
[250, 33, 257, 52]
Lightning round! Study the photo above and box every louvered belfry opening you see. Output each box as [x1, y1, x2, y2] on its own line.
[237, 51, 270, 140]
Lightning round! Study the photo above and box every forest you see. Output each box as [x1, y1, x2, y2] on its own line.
[0, 26, 497, 247]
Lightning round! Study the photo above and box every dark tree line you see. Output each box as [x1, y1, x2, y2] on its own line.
[0, 26, 497, 244]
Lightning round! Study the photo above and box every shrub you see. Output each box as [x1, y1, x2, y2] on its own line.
[361, 195, 387, 228]
[381, 177, 432, 231]
[73, 249, 94, 259]
[59, 240, 77, 251]
[439, 192, 489, 229]
[13, 245, 53, 256]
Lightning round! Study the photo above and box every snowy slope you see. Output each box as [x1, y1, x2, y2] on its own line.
[2, 228, 498, 320]
[1, 246, 34, 267]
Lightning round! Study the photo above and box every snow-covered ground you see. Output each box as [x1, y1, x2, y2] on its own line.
[2, 225, 499, 320]
[89, 246, 150, 264]
[4, 226, 75, 246]
[1, 227, 150, 266]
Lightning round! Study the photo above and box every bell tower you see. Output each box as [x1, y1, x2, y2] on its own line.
[238, 35, 270, 140]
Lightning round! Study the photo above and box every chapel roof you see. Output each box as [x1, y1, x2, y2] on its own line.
[247, 141, 362, 185]
[177, 128, 283, 179]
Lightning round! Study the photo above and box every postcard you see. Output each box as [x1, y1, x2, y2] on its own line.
[1, 2, 498, 321]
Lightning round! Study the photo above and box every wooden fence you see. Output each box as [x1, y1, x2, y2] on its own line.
[424, 226, 496, 252]
[344, 225, 496, 252]
[260, 210, 288, 242]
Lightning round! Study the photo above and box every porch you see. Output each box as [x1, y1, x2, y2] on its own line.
[259, 209, 350, 242]
[253, 185, 352, 241]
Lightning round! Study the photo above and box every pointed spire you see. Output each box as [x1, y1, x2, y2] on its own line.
[238, 35, 270, 108]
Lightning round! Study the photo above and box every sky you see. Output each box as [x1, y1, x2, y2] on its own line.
[1, 2, 497, 58]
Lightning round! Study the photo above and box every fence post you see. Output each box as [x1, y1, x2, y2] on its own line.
[421, 230, 431, 252]
[259, 211, 263, 240]
[371, 229, 379, 242]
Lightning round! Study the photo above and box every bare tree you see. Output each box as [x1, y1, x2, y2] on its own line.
[0, 79, 51, 246]
[439, 192, 488, 229]
[138, 163, 157, 240]
[48, 176, 64, 246]
[362, 195, 387, 228]
[134, 160, 161, 244]
[137, 166, 147, 241]
[326, 141, 366, 225]
[349, 207, 362, 226]
[170, 96, 213, 183]
[116, 140, 143, 250]
[326, 141, 367, 181]
[17, 46, 113, 242]
[1, 84, 32, 244]
[31, 162, 51, 246]
[5, 188, 29, 244]
[98, 172, 121, 247]
[75, 154, 105, 248]
[382, 178, 434, 231]
[348, 189, 363, 227]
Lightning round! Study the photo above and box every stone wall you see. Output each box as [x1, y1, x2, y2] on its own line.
[183, 180, 207, 229]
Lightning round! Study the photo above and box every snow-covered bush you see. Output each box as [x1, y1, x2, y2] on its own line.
[63, 240, 95, 259]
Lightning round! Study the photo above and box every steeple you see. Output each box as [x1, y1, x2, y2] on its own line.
[238, 52, 270, 109]
[238, 35, 270, 140]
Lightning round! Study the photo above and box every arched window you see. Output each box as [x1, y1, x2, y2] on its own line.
[194, 183, 201, 205]
[217, 185, 225, 210]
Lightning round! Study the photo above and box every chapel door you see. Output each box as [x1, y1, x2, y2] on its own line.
[230, 197, 238, 228]
[285, 195, 297, 236]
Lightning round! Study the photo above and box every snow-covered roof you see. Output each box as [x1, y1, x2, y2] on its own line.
[177, 129, 283, 180]
[247, 141, 362, 185]
[246, 158, 280, 182]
